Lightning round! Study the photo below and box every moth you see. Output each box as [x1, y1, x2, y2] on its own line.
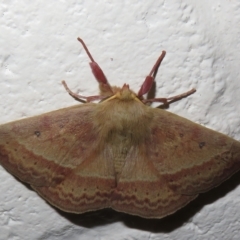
[0, 38, 240, 219]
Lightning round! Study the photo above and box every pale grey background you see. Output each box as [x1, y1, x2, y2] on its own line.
[0, 1, 240, 239]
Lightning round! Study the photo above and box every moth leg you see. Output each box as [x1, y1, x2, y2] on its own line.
[138, 51, 166, 97]
[62, 80, 105, 102]
[77, 37, 113, 95]
[143, 88, 196, 104]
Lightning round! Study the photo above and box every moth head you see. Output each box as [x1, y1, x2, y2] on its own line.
[104, 84, 139, 102]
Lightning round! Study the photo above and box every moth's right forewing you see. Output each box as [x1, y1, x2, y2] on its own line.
[150, 109, 240, 195]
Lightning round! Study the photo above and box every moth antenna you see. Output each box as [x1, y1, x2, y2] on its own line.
[77, 37, 113, 95]
[138, 51, 166, 97]
[143, 88, 196, 104]
[62, 80, 106, 102]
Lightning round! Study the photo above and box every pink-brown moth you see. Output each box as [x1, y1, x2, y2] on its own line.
[0, 38, 240, 219]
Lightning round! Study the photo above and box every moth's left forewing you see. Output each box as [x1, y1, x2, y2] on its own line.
[149, 109, 240, 195]
[0, 104, 116, 213]
[0, 105, 95, 184]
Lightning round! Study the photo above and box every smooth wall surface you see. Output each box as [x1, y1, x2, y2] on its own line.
[0, 1, 240, 239]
